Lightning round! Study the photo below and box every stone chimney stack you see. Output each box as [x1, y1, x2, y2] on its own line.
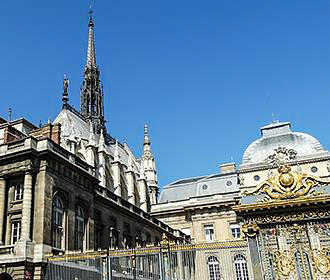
[219, 162, 236, 174]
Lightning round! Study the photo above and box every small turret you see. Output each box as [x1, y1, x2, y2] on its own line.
[142, 124, 158, 205]
[62, 74, 69, 107]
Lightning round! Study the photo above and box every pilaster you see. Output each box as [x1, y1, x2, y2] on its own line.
[0, 177, 6, 244]
[5, 185, 14, 245]
[21, 171, 33, 241]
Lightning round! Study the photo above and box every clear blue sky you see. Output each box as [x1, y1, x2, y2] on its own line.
[1, 1, 330, 188]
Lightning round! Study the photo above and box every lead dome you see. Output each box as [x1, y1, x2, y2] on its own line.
[241, 122, 329, 167]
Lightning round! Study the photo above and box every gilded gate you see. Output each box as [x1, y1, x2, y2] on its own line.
[234, 161, 330, 280]
[45, 239, 252, 280]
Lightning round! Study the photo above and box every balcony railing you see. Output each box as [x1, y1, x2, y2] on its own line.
[0, 245, 14, 255]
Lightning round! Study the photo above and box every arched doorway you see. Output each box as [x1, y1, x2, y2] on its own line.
[0, 273, 13, 280]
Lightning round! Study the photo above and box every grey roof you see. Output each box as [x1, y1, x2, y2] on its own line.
[169, 176, 207, 186]
[241, 122, 328, 167]
[158, 173, 239, 203]
[53, 107, 140, 173]
[54, 107, 90, 140]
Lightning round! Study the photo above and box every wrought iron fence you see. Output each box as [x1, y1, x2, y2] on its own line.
[45, 240, 251, 280]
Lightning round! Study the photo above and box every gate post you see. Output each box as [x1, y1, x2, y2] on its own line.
[107, 253, 112, 280]
[242, 223, 263, 280]
[160, 234, 171, 280]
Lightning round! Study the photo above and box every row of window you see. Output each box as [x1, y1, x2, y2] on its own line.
[204, 224, 241, 241]
[208, 254, 249, 280]
[52, 195, 156, 250]
[52, 196, 87, 250]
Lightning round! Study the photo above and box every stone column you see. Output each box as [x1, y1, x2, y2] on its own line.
[5, 186, 14, 245]
[21, 171, 33, 241]
[248, 237, 263, 280]
[0, 177, 6, 245]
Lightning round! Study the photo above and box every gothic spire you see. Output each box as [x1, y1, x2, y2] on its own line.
[141, 124, 158, 205]
[86, 12, 97, 68]
[80, 11, 105, 134]
[144, 124, 150, 146]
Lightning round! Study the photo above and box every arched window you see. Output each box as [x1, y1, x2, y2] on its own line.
[208, 256, 221, 280]
[76, 205, 86, 250]
[234, 254, 249, 280]
[52, 195, 65, 249]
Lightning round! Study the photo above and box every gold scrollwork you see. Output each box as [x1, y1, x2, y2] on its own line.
[273, 250, 296, 279]
[311, 249, 330, 276]
[243, 164, 328, 201]
[241, 223, 259, 238]
[249, 209, 330, 224]
[161, 233, 169, 247]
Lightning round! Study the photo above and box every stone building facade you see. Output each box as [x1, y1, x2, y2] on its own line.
[234, 122, 330, 280]
[0, 14, 186, 280]
[151, 163, 242, 242]
[152, 121, 330, 280]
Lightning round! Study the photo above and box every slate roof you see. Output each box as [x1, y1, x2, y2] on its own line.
[241, 122, 329, 167]
[158, 173, 239, 203]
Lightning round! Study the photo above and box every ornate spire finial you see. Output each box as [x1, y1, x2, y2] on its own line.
[89, 1, 93, 16]
[86, 9, 96, 68]
[8, 108, 12, 123]
[62, 74, 69, 106]
[144, 123, 150, 145]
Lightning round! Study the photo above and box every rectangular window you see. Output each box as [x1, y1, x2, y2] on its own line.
[230, 224, 241, 239]
[11, 221, 21, 244]
[204, 224, 215, 241]
[14, 184, 24, 200]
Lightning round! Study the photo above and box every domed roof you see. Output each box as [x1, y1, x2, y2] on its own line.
[241, 122, 328, 167]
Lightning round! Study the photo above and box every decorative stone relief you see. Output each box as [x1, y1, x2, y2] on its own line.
[266, 146, 297, 166]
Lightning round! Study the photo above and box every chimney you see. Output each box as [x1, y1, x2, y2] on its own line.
[30, 123, 61, 145]
[219, 162, 236, 174]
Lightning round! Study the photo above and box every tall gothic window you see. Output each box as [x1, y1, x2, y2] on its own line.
[208, 256, 221, 280]
[75, 205, 86, 250]
[52, 196, 64, 249]
[234, 254, 249, 280]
